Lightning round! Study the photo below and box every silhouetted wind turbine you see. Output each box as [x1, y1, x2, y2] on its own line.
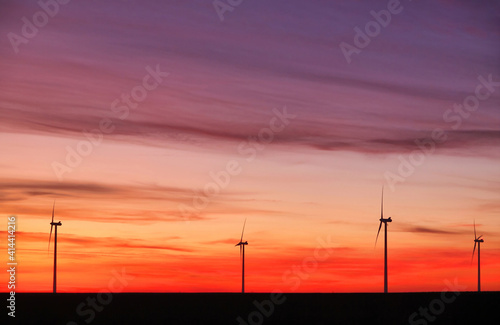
[472, 220, 484, 292]
[235, 219, 248, 293]
[375, 187, 392, 293]
[48, 201, 62, 294]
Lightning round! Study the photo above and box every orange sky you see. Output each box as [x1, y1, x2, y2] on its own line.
[1, 157, 499, 293]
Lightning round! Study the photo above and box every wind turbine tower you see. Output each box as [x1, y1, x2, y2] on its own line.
[472, 220, 484, 292]
[375, 187, 392, 294]
[48, 201, 62, 294]
[235, 219, 248, 293]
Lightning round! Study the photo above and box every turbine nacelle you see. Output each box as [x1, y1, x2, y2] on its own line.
[379, 217, 392, 223]
[235, 241, 248, 246]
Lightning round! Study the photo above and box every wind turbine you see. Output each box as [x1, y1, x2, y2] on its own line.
[375, 187, 392, 293]
[235, 219, 248, 293]
[472, 220, 484, 292]
[48, 201, 62, 294]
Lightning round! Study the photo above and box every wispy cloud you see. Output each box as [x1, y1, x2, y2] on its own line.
[1, 230, 190, 253]
[395, 222, 468, 235]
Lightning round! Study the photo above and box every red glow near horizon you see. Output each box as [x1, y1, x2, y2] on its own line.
[2, 226, 500, 293]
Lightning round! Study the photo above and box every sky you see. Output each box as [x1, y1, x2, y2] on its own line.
[1, 0, 499, 293]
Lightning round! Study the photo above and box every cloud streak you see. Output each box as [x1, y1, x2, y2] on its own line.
[1, 0, 498, 158]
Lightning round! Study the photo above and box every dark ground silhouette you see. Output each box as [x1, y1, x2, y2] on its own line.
[3, 292, 499, 324]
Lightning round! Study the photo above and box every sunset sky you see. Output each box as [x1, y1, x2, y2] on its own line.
[1, 0, 499, 293]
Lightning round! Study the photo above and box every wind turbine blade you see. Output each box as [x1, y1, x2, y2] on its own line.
[472, 241, 477, 263]
[48, 224, 53, 252]
[48, 201, 55, 252]
[478, 235, 483, 240]
[240, 218, 247, 242]
[240, 245, 242, 261]
[375, 221, 382, 247]
[381, 186, 384, 219]
[52, 200, 55, 223]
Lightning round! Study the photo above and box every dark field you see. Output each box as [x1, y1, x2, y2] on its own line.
[3, 292, 499, 325]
